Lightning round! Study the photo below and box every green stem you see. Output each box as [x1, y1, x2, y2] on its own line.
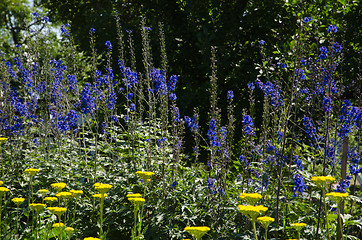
[132, 206, 137, 240]
[252, 220, 258, 240]
[100, 195, 104, 236]
[323, 191, 330, 240]
[15, 207, 19, 239]
[264, 227, 268, 240]
[72, 199, 77, 226]
[0, 195, 2, 238]
[338, 207, 344, 240]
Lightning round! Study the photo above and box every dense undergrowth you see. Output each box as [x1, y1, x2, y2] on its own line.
[0, 4, 361, 240]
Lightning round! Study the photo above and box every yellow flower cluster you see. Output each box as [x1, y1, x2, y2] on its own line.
[93, 193, 107, 199]
[12, 197, 24, 203]
[238, 205, 268, 221]
[126, 193, 145, 207]
[51, 182, 67, 192]
[38, 189, 48, 194]
[257, 216, 275, 229]
[30, 203, 46, 212]
[44, 197, 58, 205]
[48, 207, 67, 218]
[0, 181, 3, 186]
[257, 216, 275, 223]
[94, 183, 113, 194]
[291, 222, 307, 231]
[65, 227, 74, 233]
[135, 171, 155, 182]
[56, 191, 72, 199]
[24, 168, 40, 177]
[326, 192, 349, 203]
[52, 222, 64, 228]
[0, 187, 10, 193]
[184, 226, 211, 239]
[240, 193, 263, 205]
[70, 189, 83, 198]
[311, 176, 335, 188]
[0, 137, 8, 142]
[12, 198, 25, 206]
[84, 238, 101, 240]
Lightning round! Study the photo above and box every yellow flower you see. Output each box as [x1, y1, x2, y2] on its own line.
[92, 193, 107, 199]
[94, 183, 112, 194]
[51, 182, 67, 192]
[128, 197, 145, 206]
[56, 191, 73, 199]
[238, 205, 268, 221]
[38, 189, 48, 195]
[52, 222, 64, 228]
[0, 181, 3, 186]
[126, 193, 142, 198]
[135, 171, 155, 181]
[70, 190, 83, 198]
[240, 193, 263, 205]
[84, 238, 101, 240]
[326, 192, 349, 203]
[311, 176, 335, 188]
[0, 137, 8, 143]
[0, 187, 10, 196]
[65, 226, 74, 233]
[30, 203, 46, 212]
[184, 226, 210, 240]
[44, 197, 58, 205]
[12, 198, 25, 206]
[48, 207, 67, 218]
[257, 216, 275, 229]
[291, 222, 307, 231]
[24, 168, 40, 177]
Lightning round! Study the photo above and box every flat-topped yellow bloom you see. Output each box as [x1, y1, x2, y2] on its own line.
[291, 222, 307, 231]
[184, 226, 210, 240]
[0, 187, 9, 192]
[93, 193, 107, 199]
[128, 197, 146, 206]
[126, 193, 142, 198]
[84, 237, 101, 240]
[70, 189, 83, 198]
[12, 198, 25, 206]
[56, 191, 73, 199]
[44, 197, 58, 205]
[240, 193, 263, 205]
[30, 203, 45, 212]
[49, 207, 67, 218]
[38, 189, 48, 194]
[94, 183, 112, 194]
[257, 216, 274, 224]
[52, 222, 64, 228]
[65, 226, 74, 233]
[326, 192, 349, 203]
[24, 168, 40, 177]
[135, 171, 155, 181]
[311, 176, 335, 188]
[0, 181, 3, 186]
[51, 182, 67, 192]
[238, 205, 268, 221]
[0, 187, 10, 196]
[0, 137, 8, 143]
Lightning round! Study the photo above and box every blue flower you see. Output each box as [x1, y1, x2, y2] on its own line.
[259, 40, 265, 45]
[242, 115, 254, 135]
[328, 24, 338, 33]
[129, 103, 136, 112]
[105, 41, 112, 50]
[167, 75, 177, 92]
[127, 93, 133, 100]
[207, 118, 219, 147]
[157, 137, 167, 148]
[323, 96, 332, 112]
[303, 17, 313, 23]
[60, 25, 69, 37]
[90, 28, 96, 33]
[293, 173, 307, 197]
[169, 93, 177, 101]
[227, 90, 234, 100]
[333, 42, 342, 53]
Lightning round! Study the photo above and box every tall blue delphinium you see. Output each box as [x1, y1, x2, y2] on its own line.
[184, 108, 200, 164]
